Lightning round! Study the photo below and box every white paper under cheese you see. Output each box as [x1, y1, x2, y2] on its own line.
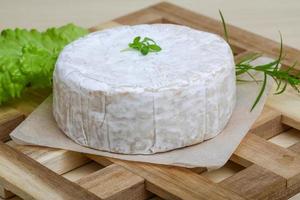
[53, 24, 236, 154]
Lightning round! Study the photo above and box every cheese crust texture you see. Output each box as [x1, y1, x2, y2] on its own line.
[53, 24, 236, 154]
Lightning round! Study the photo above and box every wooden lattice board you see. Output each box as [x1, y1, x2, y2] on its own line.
[1, 2, 300, 200]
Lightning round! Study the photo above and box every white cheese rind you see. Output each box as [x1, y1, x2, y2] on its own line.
[53, 24, 236, 154]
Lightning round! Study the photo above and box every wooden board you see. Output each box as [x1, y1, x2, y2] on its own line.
[1, 2, 300, 200]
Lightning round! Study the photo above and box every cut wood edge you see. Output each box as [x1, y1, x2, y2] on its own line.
[266, 86, 300, 131]
[0, 142, 101, 200]
[219, 164, 286, 200]
[250, 106, 289, 139]
[76, 164, 151, 200]
[0, 107, 24, 142]
[6, 140, 90, 175]
[282, 116, 300, 131]
[89, 155, 246, 200]
[0, 187, 13, 199]
[268, 142, 300, 200]
[233, 134, 300, 187]
[0, 141, 90, 199]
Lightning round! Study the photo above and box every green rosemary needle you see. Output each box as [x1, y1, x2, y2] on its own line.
[219, 10, 300, 111]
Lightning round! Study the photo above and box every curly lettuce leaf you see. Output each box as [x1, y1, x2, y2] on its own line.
[0, 24, 88, 104]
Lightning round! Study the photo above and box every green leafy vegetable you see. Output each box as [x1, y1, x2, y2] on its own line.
[0, 24, 88, 104]
[219, 11, 300, 111]
[122, 36, 162, 55]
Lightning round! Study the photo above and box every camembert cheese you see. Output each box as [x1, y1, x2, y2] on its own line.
[53, 24, 236, 154]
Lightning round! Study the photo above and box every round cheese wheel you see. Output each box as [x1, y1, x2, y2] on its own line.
[53, 24, 236, 154]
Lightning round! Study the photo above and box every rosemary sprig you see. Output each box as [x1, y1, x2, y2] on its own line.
[122, 36, 162, 55]
[219, 10, 300, 111]
[219, 10, 229, 44]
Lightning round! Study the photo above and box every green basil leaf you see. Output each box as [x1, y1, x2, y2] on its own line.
[133, 36, 141, 44]
[149, 45, 162, 51]
[141, 46, 149, 55]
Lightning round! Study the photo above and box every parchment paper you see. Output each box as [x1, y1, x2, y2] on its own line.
[10, 57, 273, 169]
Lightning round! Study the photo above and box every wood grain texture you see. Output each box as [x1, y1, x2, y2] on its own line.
[77, 164, 151, 200]
[267, 85, 300, 131]
[250, 106, 289, 139]
[282, 116, 300, 133]
[214, 137, 300, 200]
[219, 164, 286, 200]
[7, 141, 89, 175]
[0, 142, 101, 200]
[0, 141, 90, 199]
[4, 142, 149, 200]
[253, 142, 300, 200]
[148, 197, 164, 200]
[0, 109, 24, 199]
[290, 142, 300, 154]
[269, 128, 300, 148]
[0, 107, 24, 142]
[233, 134, 300, 187]
[63, 162, 103, 182]
[114, 7, 163, 25]
[89, 155, 245, 200]
[277, 142, 300, 200]
[61, 161, 151, 200]
[201, 161, 244, 183]
[0, 187, 13, 199]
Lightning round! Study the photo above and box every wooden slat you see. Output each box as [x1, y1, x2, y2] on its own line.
[0, 109, 24, 199]
[3, 142, 149, 200]
[0, 141, 90, 199]
[290, 142, 300, 153]
[62, 161, 151, 200]
[4, 196, 18, 200]
[267, 85, 300, 131]
[219, 164, 286, 200]
[269, 128, 300, 148]
[250, 106, 289, 139]
[114, 7, 163, 25]
[77, 164, 151, 200]
[215, 131, 300, 200]
[0, 188, 13, 199]
[232, 134, 300, 187]
[201, 161, 244, 183]
[0, 142, 100, 200]
[250, 141, 300, 200]
[89, 21, 121, 32]
[7, 141, 89, 175]
[63, 162, 103, 182]
[282, 116, 300, 132]
[149, 197, 164, 200]
[233, 51, 256, 63]
[0, 107, 24, 142]
[89, 155, 245, 200]
[275, 142, 300, 200]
